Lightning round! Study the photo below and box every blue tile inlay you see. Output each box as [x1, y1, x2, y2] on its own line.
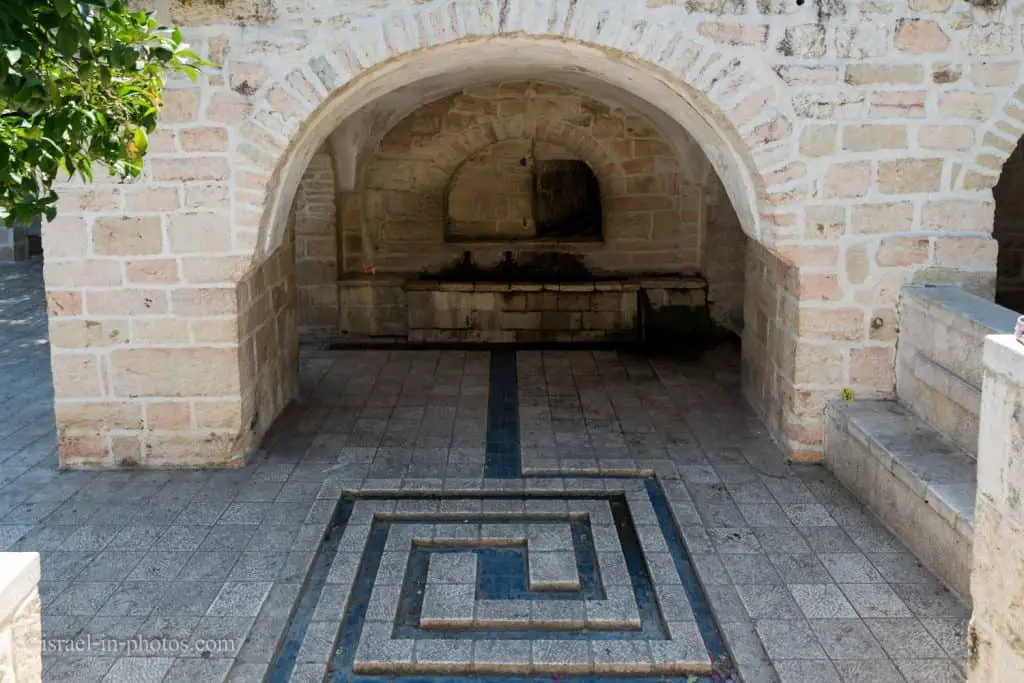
[485, 349, 520, 478]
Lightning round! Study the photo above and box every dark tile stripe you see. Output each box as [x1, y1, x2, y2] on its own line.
[646, 479, 732, 671]
[485, 349, 520, 478]
[266, 497, 352, 683]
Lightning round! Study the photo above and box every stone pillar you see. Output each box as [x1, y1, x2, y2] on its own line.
[0, 553, 42, 683]
[43, 171, 299, 469]
[969, 334, 1024, 682]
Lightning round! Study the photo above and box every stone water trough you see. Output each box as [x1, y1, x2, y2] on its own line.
[404, 251, 710, 344]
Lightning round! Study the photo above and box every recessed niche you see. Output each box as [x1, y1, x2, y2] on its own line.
[444, 140, 602, 242]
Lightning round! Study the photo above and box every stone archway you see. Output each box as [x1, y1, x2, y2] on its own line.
[44, 28, 801, 469]
[36, 0, 1016, 473]
[238, 35, 797, 461]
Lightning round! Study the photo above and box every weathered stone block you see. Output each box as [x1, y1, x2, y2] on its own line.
[92, 216, 163, 256]
[111, 348, 242, 397]
[877, 158, 943, 194]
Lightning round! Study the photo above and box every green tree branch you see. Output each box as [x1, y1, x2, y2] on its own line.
[0, 0, 208, 226]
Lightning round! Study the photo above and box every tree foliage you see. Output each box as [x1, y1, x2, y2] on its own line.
[0, 1, 205, 226]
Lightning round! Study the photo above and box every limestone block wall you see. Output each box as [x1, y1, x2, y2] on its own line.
[993, 138, 1024, 312]
[445, 139, 543, 241]
[47, 0, 1022, 467]
[291, 147, 338, 335]
[352, 82, 704, 276]
[0, 553, 42, 683]
[338, 277, 408, 337]
[742, 242, 797, 456]
[897, 285, 1017, 457]
[969, 334, 1024, 683]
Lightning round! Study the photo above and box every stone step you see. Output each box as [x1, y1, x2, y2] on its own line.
[824, 398, 975, 603]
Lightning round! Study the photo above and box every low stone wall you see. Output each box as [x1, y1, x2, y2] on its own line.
[969, 334, 1024, 682]
[897, 285, 1017, 457]
[405, 281, 639, 343]
[0, 553, 41, 682]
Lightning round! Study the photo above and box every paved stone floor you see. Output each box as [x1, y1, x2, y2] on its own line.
[0, 261, 970, 683]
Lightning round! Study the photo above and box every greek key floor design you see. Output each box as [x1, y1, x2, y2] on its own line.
[268, 349, 734, 682]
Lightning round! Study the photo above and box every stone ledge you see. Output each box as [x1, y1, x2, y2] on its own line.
[824, 399, 974, 602]
[339, 275, 407, 287]
[637, 277, 705, 290]
[903, 285, 1017, 335]
[0, 553, 40, 620]
[982, 334, 1024, 387]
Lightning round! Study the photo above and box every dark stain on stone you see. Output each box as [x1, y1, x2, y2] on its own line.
[818, 0, 845, 21]
[778, 34, 794, 57]
[498, 0, 510, 32]
[968, 622, 980, 670]
[564, 0, 578, 30]
[233, 79, 257, 96]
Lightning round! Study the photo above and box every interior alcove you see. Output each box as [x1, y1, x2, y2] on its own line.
[286, 79, 749, 347]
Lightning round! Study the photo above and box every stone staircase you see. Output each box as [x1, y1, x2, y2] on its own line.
[824, 285, 1017, 604]
[825, 399, 975, 600]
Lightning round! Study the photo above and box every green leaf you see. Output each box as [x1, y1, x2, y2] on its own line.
[5, 48, 22, 64]
[131, 126, 147, 156]
[55, 25, 78, 57]
[54, 0, 72, 17]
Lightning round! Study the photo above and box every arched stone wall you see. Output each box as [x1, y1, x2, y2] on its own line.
[44, 0, 1016, 468]
[348, 82, 699, 276]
